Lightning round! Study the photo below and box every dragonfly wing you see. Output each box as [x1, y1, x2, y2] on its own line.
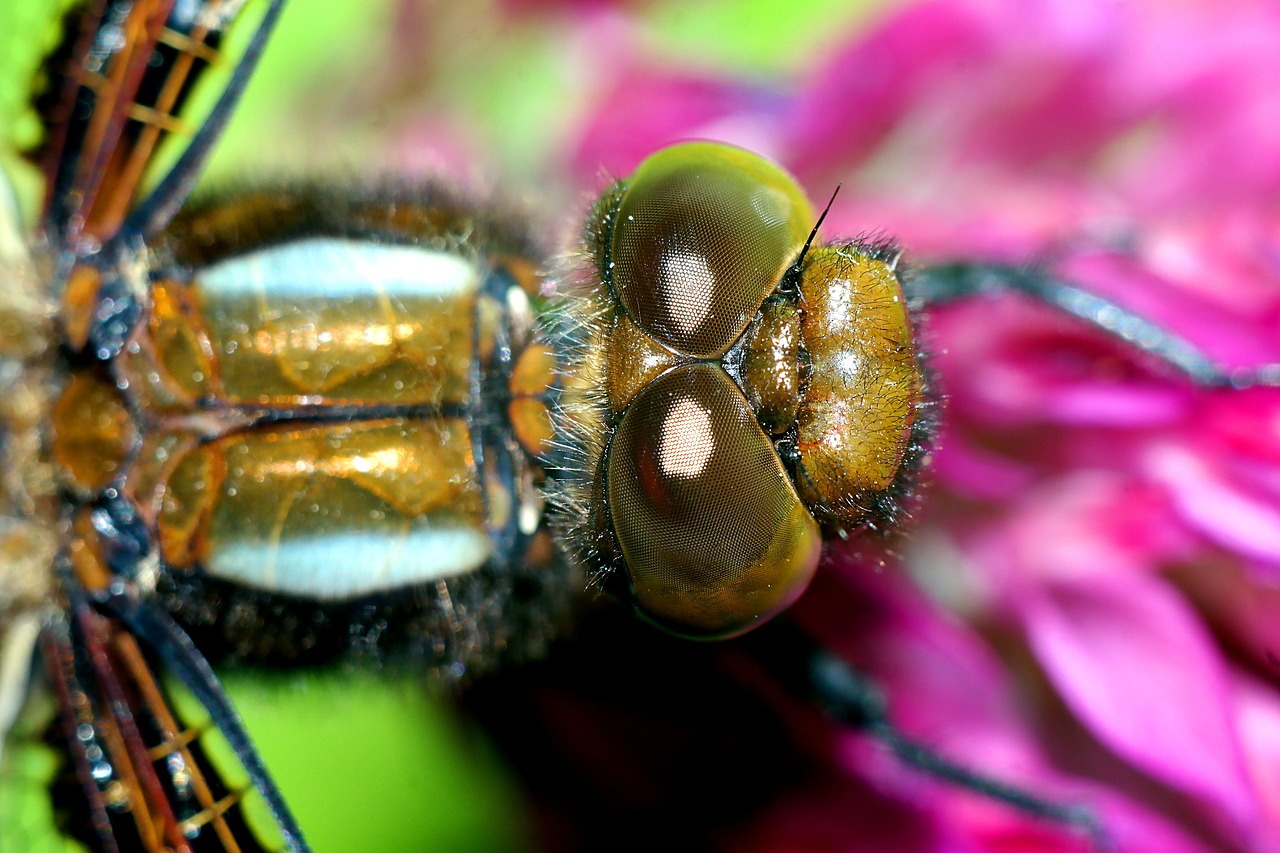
[34, 0, 286, 252]
[40, 579, 307, 852]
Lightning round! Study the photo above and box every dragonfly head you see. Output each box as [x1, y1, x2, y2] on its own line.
[566, 142, 928, 640]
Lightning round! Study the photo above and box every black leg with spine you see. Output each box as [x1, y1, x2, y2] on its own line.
[752, 621, 1112, 850]
[911, 263, 1280, 390]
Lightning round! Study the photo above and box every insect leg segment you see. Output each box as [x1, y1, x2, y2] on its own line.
[752, 621, 1112, 850]
[41, 615, 124, 852]
[910, 263, 1280, 389]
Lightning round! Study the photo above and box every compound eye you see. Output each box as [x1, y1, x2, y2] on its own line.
[607, 364, 822, 639]
[610, 142, 815, 357]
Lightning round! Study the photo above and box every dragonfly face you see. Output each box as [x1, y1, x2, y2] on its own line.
[4, 2, 1277, 852]
[559, 142, 927, 639]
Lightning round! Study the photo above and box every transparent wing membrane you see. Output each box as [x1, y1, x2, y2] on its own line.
[34, 0, 285, 250]
[42, 584, 296, 852]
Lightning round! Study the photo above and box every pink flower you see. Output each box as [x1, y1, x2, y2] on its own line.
[555, 0, 1280, 850]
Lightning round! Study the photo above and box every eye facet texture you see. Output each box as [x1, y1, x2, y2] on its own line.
[608, 364, 822, 639]
[609, 143, 815, 357]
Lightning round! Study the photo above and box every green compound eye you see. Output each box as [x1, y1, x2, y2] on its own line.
[607, 365, 822, 640]
[609, 142, 816, 358]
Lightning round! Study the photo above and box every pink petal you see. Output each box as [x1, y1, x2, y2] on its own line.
[971, 474, 1194, 588]
[1113, 0, 1280, 211]
[786, 0, 996, 185]
[569, 70, 786, 181]
[1144, 444, 1280, 564]
[1024, 572, 1257, 833]
[797, 556, 1024, 750]
[922, 297, 1197, 432]
[1139, 213, 1280, 318]
[1174, 560, 1280, 686]
[1235, 673, 1280, 842]
[1200, 391, 1280, 468]
[1092, 794, 1235, 853]
[931, 424, 1035, 501]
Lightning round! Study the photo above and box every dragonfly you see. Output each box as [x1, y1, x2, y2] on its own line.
[2, 1, 1278, 851]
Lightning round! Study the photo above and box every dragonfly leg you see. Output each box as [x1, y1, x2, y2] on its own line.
[808, 649, 1112, 851]
[909, 263, 1280, 390]
[754, 620, 1113, 851]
